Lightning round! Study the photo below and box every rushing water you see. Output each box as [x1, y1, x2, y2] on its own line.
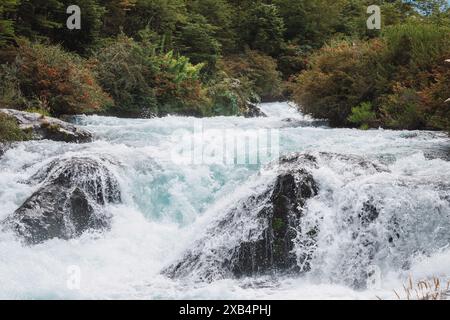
[0, 102, 449, 299]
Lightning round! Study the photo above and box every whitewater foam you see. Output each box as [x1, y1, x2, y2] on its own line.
[0, 102, 449, 299]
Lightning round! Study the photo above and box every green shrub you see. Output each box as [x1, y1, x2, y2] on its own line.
[175, 14, 221, 76]
[0, 64, 24, 108]
[206, 75, 253, 116]
[0, 0, 17, 48]
[11, 41, 111, 116]
[380, 85, 425, 130]
[383, 21, 450, 70]
[348, 102, 377, 129]
[240, 3, 285, 56]
[220, 50, 283, 102]
[292, 40, 382, 126]
[93, 35, 159, 117]
[292, 21, 450, 131]
[419, 56, 450, 133]
[0, 112, 30, 142]
[94, 35, 212, 117]
[154, 50, 211, 116]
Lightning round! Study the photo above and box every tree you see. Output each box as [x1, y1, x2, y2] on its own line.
[124, 0, 187, 42]
[93, 35, 158, 117]
[274, 0, 341, 48]
[53, 0, 106, 54]
[175, 14, 221, 75]
[239, 3, 285, 56]
[14, 0, 105, 54]
[100, 0, 136, 36]
[0, 0, 17, 47]
[15, 0, 63, 41]
[187, 0, 237, 52]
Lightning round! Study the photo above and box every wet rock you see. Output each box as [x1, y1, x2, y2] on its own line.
[164, 152, 393, 283]
[165, 153, 319, 281]
[243, 102, 267, 118]
[0, 109, 93, 143]
[0, 142, 9, 159]
[232, 167, 318, 277]
[2, 157, 121, 244]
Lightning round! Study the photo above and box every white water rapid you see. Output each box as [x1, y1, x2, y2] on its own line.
[0, 102, 449, 299]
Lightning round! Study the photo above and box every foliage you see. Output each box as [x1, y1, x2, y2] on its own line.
[11, 41, 111, 116]
[206, 72, 255, 116]
[293, 19, 450, 131]
[187, 0, 236, 53]
[0, 63, 24, 108]
[220, 50, 283, 102]
[379, 84, 425, 129]
[154, 50, 211, 116]
[0, 0, 449, 127]
[174, 14, 221, 76]
[0, 0, 17, 47]
[0, 112, 30, 142]
[383, 21, 450, 70]
[94, 35, 211, 117]
[348, 102, 377, 128]
[92, 35, 158, 117]
[124, 0, 187, 41]
[239, 3, 285, 56]
[293, 40, 382, 126]
[54, 0, 106, 54]
[418, 57, 450, 132]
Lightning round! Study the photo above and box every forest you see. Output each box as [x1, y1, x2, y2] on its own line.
[0, 0, 449, 139]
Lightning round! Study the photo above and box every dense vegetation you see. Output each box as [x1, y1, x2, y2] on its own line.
[0, 112, 30, 142]
[0, 0, 449, 132]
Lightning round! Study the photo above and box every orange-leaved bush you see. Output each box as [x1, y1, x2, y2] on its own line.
[11, 41, 112, 116]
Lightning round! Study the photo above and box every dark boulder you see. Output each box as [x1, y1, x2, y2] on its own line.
[243, 102, 267, 118]
[165, 153, 319, 281]
[0, 143, 8, 159]
[2, 157, 121, 244]
[0, 109, 93, 143]
[232, 167, 318, 277]
[164, 152, 392, 283]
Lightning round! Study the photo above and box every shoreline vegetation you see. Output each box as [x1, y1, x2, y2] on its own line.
[1, 0, 450, 144]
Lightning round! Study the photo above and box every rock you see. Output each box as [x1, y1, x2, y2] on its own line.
[281, 118, 329, 128]
[0, 143, 8, 159]
[232, 166, 318, 276]
[164, 153, 319, 281]
[2, 156, 121, 244]
[0, 109, 93, 143]
[243, 102, 267, 118]
[164, 152, 390, 282]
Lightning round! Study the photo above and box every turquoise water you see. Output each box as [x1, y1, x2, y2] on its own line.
[0, 102, 449, 299]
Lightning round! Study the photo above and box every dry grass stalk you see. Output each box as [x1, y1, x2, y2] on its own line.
[394, 276, 450, 300]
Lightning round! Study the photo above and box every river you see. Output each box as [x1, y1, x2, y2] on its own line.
[0, 102, 449, 299]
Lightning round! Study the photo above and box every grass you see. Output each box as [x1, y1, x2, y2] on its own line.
[0, 112, 31, 143]
[393, 276, 450, 300]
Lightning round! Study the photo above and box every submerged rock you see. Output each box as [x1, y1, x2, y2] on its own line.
[2, 157, 121, 244]
[0, 143, 8, 159]
[165, 153, 319, 281]
[243, 102, 267, 118]
[0, 109, 93, 143]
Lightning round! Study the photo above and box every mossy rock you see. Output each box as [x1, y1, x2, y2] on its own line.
[0, 109, 93, 143]
[0, 112, 31, 143]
